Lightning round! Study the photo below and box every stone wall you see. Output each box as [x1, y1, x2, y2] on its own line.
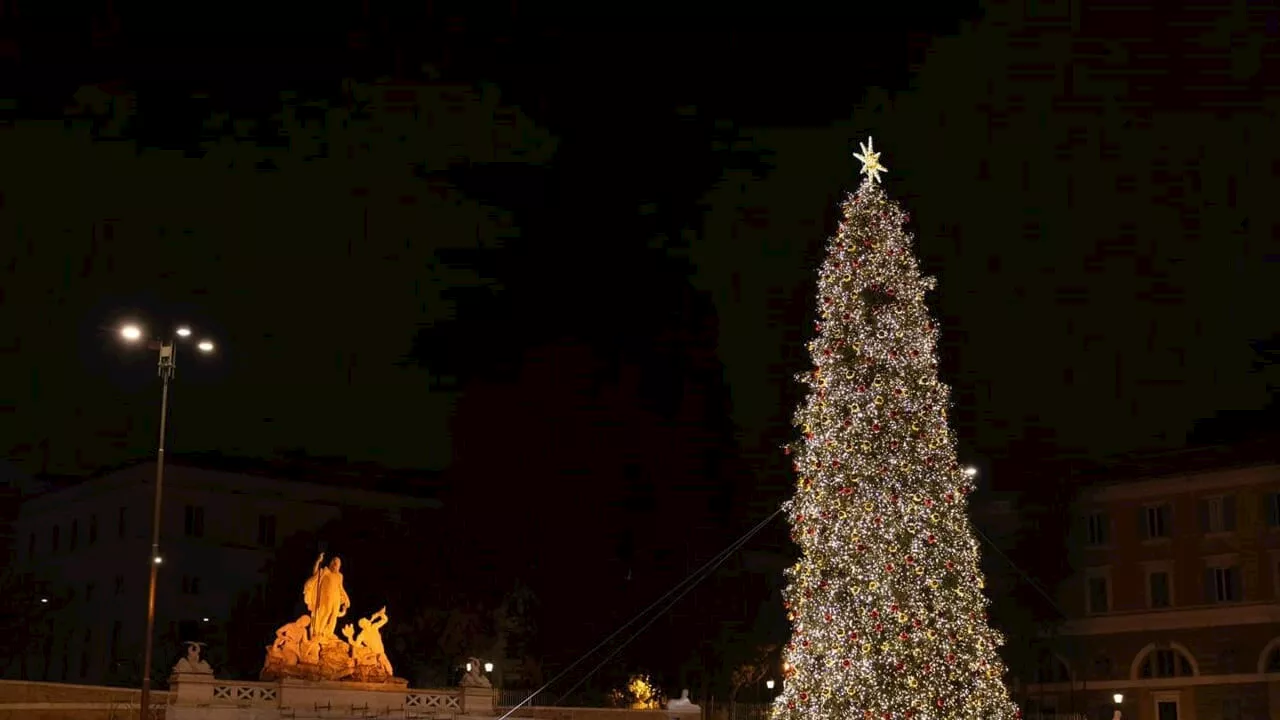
[502, 707, 701, 720]
[0, 678, 168, 719]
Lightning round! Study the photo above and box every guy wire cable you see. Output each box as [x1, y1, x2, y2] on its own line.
[497, 507, 784, 720]
[550, 507, 784, 706]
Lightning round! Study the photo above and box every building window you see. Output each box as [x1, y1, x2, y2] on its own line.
[1206, 564, 1242, 603]
[1140, 649, 1194, 678]
[1142, 503, 1172, 539]
[1266, 647, 1280, 673]
[1085, 512, 1109, 546]
[1266, 492, 1280, 528]
[80, 629, 92, 678]
[183, 505, 205, 538]
[1199, 495, 1237, 534]
[51, 525, 60, 552]
[1034, 652, 1071, 683]
[70, 520, 79, 551]
[181, 575, 201, 595]
[89, 514, 98, 544]
[109, 621, 122, 660]
[1092, 655, 1114, 679]
[118, 507, 127, 539]
[114, 575, 124, 595]
[1222, 698, 1241, 720]
[258, 514, 278, 547]
[1148, 570, 1172, 608]
[1087, 573, 1110, 614]
[27, 532, 35, 560]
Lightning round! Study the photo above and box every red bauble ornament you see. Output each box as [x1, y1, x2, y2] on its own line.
[874, 623, 884, 633]
[783, 446, 791, 455]
[842, 659, 851, 668]
[926, 534, 936, 544]
[788, 702, 796, 710]
[840, 486, 853, 495]
[898, 632, 909, 641]
[849, 632, 858, 641]
[872, 423, 881, 431]
[947, 653, 956, 662]
[824, 613, 833, 623]
[936, 699, 944, 708]
[799, 693, 808, 701]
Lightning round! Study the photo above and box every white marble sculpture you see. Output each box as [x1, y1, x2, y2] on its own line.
[460, 657, 492, 688]
[668, 689, 700, 712]
[172, 642, 213, 675]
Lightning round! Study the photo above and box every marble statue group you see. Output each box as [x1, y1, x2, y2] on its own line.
[261, 553, 398, 683]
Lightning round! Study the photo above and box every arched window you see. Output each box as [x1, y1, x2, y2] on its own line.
[1034, 651, 1071, 683]
[1263, 645, 1280, 673]
[1138, 647, 1195, 678]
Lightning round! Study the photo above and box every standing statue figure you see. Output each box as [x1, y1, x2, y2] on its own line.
[304, 552, 351, 640]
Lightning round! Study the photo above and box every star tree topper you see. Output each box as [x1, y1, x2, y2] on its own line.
[853, 136, 888, 184]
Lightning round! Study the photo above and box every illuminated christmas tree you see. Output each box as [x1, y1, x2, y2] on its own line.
[773, 139, 1020, 720]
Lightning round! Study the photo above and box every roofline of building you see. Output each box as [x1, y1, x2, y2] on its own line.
[19, 454, 444, 513]
[1068, 433, 1279, 488]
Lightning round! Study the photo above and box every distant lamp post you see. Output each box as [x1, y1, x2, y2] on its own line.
[963, 465, 979, 479]
[765, 680, 775, 690]
[1112, 693, 1124, 720]
[119, 321, 216, 720]
[484, 662, 494, 673]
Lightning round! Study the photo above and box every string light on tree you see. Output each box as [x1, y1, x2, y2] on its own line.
[773, 138, 1020, 720]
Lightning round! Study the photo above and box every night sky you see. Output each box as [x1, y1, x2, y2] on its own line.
[3, 0, 1279, 693]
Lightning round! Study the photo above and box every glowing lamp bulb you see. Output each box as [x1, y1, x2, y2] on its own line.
[963, 466, 979, 478]
[1113, 694, 1124, 704]
[197, 340, 215, 353]
[484, 662, 494, 673]
[766, 680, 775, 690]
[176, 327, 192, 337]
[121, 325, 143, 341]
[153, 556, 163, 564]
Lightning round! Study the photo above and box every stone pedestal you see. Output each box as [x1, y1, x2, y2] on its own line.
[277, 677, 410, 715]
[167, 674, 486, 720]
[460, 685, 496, 715]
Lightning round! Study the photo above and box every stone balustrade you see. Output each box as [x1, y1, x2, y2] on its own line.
[167, 672, 486, 719]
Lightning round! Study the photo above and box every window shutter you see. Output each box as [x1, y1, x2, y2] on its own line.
[1231, 567, 1243, 602]
[1140, 508, 1150, 539]
[1267, 494, 1279, 528]
[1198, 499, 1211, 532]
[1223, 495, 1237, 531]
[1204, 568, 1217, 603]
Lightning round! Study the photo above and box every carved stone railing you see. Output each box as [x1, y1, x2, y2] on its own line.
[211, 682, 280, 705]
[406, 690, 463, 711]
[167, 674, 483, 719]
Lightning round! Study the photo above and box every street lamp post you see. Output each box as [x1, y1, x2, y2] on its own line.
[120, 323, 214, 720]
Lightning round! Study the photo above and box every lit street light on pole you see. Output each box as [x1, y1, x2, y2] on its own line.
[119, 322, 215, 720]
